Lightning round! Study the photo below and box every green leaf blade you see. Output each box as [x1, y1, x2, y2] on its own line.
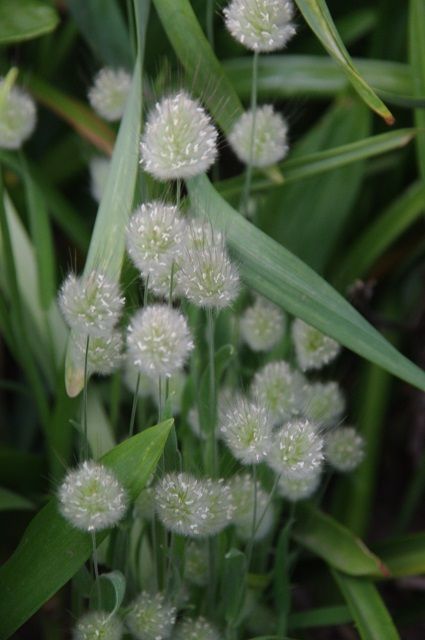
[0, 0, 59, 44]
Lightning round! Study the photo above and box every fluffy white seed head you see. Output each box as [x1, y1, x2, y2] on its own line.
[228, 105, 289, 167]
[59, 271, 124, 338]
[185, 220, 224, 252]
[185, 541, 209, 585]
[73, 611, 123, 640]
[140, 91, 218, 181]
[303, 381, 345, 427]
[154, 473, 234, 537]
[89, 156, 110, 203]
[0, 78, 36, 149]
[251, 361, 304, 425]
[58, 461, 127, 532]
[230, 474, 274, 541]
[325, 426, 365, 472]
[268, 418, 324, 480]
[88, 68, 131, 121]
[240, 296, 286, 351]
[126, 592, 176, 640]
[69, 330, 124, 377]
[127, 305, 193, 378]
[277, 470, 321, 502]
[174, 617, 220, 640]
[178, 242, 240, 309]
[220, 397, 272, 464]
[224, 0, 296, 52]
[292, 319, 341, 371]
[126, 201, 186, 276]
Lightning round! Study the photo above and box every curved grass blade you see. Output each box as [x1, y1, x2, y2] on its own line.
[288, 606, 352, 631]
[187, 174, 425, 392]
[375, 532, 425, 578]
[332, 571, 400, 640]
[0, 0, 59, 44]
[292, 503, 388, 577]
[0, 420, 172, 640]
[409, 0, 425, 178]
[294, 0, 394, 123]
[0, 486, 34, 511]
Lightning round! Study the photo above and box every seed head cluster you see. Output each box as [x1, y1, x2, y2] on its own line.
[251, 361, 303, 425]
[277, 470, 321, 502]
[325, 426, 365, 472]
[88, 67, 131, 121]
[220, 396, 272, 464]
[240, 296, 286, 351]
[174, 617, 220, 640]
[69, 330, 124, 377]
[125, 592, 176, 640]
[224, 0, 296, 52]
[303, 381, 345, 427]
[230, 474, 274, 541]
[73, 611, 123, 640]
[268, 418, 324, 480]
[292, 319, 341, 371]
[0, 78, 36, 149]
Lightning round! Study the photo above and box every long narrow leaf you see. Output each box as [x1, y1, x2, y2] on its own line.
[0, 0, 59, 44]
[375, 532, 425, 577]
[409, 0, 425, 178]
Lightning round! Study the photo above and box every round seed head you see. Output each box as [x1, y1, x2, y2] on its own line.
[240, 296, 286, 351]
[292, 319, 341, 371]
[68, 330, 124, 377]
[251, 361, 304, 425]
[303, 381, 345, 427]
[220, 396, 272, 464]
[127, 304, 194, 378]
[126, 201, 186, 275]
[126, 592, 176, 640]
[325, 426, 365, 472]
[228, 105, 289, 167]
[0, 78, 36, 149]
[89, 156, 110, 203]
[88, 68, 131, 121]
[224, 0, 296, 52]
[174, 617, 220, 640]
[178, 243, 240, 309]
[59, 271, 124, 338]
[145, 263, 183, 300]
[154, 472, 234, 537]
[73, 611, 123, 640]
[140, 91, 218, 181]
[230, 474, 274, 541]
[185, 220, 224, 252]
[58, 461, 127, 532]
[277, 469, 321, 502]
[268, 418, 324, 480]
[151, 371, 187, 415]
[185, 541, 209, 585]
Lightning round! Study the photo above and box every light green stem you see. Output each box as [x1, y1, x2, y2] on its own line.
[129, 373, 141, 437]
[206, 0, 215, 48]
[207, 309, 217, 476]
[82, 335, 90, 460]
[241, 51, 259, 215]
[91, 531, 101, 609]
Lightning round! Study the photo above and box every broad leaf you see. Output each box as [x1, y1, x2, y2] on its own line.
[375, 532, 425, 577]
[0, 0, 59, 44]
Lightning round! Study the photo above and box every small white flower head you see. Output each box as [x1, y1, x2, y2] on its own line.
[151, 371, 187, 415]
[126, 592, 176, 640]
[268, 418, 324, 480]
[59, 271, 124, 338]
[146, 264, 183, 300]
[228, 105, 289, 168]
[220, 397, 272, 464]
[154, 473, 234, 537]
[0, 78, 36, 149]
[88, 67, 131, 121]
[126, 201, 186, 276]
[230, 474, 274, 541]
[58, 461, 127, 532]
[185, 220, 224, 253]
[185, 541, 209, 585]
[325, 426, 365, 472]
[174, 617, 220, 640]
[140, 91, 218, 181]
[240, 296, 286, 352]
[277, 470, 321, 502]
[224, 0, 296, 52]
[73, 611, 123, 640]
[292, 319, 341, 372]
[134, 487, 155, 521]
[69, 330, 124, 377]
[127, 304, 194, 378]
[251, 361, 303, 426]
[178, 241, 240, 309]
[89, 156, 110, 203]
[303, 381, 345, 427]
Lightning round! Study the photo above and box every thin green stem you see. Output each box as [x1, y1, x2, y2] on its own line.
[176, 179, 181, 209]
[246, 464, 258, 569]
[82, 335, 90, 460]
[207, 309, 217, 476]
[129, 373, 141, 437]
[158, 376, 163, 423]
[91, 531, 101, 609]
[240, 50, 259, 215]
[206, 0, 215, 49]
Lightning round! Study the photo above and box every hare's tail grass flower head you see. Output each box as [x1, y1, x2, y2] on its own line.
[251, 360, 304, 426]
[268, 418, 324, 480]
[230, 473, 274, 541]
[240, 296, 286, 352]
[174, 617, 221, 640]
[126, 304, 194, 378]
[228, 105, 289, 168]
[277, 469, 321, 503]
[220, 396, 272, 464]
[185, 541, 209, 586]
[89, 156, 110, 203]
[88, 67, 131, 122]
[126, 200, 186, 275]
[125, 591, 176, 640]
[58, 461, 127, 532]
[73, 611, 123, 640]
[140, 90, 218, 181]
[292, 318, 341, 372]
[224, 0, 296, 53]
[0, 76, 36, 149]
[154, 472, 234, 537]
[325, 426, 365, 472]
[303, 380, 345, 428]
[58, 270, 125, 338]
[68, 330, 124, 377]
